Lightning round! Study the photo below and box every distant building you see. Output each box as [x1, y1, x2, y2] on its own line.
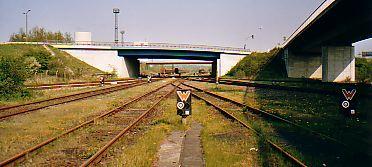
[361, 51, 372, 58]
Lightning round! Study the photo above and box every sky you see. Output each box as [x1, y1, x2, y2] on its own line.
[0, 0, 370, 53]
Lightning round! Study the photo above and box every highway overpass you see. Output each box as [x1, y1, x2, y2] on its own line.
[282, 0, 372, 82]
[49, 42, 250, 78]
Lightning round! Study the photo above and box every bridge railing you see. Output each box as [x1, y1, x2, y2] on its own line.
[3, 41, 251, 53]
[16, 41, 249, 53]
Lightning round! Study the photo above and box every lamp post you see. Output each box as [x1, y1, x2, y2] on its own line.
[22, 9, 31, 41]
[120, 30, 125, 44]
[113, 8, 120, 44]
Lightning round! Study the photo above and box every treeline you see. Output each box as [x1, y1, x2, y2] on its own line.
[9, 27, 73, 42]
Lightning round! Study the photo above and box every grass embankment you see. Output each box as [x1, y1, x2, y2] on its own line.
[226, 48, 286, 80]
[0, 81, 168, 162]
[0, 44, 102, 85]
[0, 44, 104, 103]
[187, 81, 371, 166]
[226, 48, 372, 83]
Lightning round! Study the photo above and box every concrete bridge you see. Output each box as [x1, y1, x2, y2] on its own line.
[50, 42, 250, 78]
[282, 0, 372, 82]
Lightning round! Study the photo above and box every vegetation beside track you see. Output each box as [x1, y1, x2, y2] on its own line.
[0, 81, 168, 163]
[105, 97, 186, 166]
[0, 44, 103, 101]
[226, 48, 286, 80]
[226, 48, 372, 83]
[187, 81, 371, 165]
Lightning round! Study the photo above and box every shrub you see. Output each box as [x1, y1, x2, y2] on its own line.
[23, 49, 52, 72]
[226, 48, 285, 80]
[355, 58, 372, 83]
[0, 55, 30, 99]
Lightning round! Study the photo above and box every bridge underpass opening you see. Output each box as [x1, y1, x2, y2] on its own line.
[139, 59, 214, 78]
[118, 49, 221, 77]
[58, 46, 248, 79]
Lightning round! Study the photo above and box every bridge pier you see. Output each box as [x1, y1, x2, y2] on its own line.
[123, 57, 140, 78]
[322, 46, 355, 82]
[211, 60, 217, 78]
[284, 49, 322, 79]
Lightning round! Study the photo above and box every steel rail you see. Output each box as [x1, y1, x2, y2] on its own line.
[26, 79, 141, 90]
[0, 80, 158, 120]
[181, 82, 347, 147]
[80, 83, 179, 166]
[173, 83, 307, 167]
[0, 81, 173, 166]
[189, 78, 372, 97]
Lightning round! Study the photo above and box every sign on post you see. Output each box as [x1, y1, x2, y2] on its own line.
[176, 89, 192, 117]
[340, 88, 357, 116]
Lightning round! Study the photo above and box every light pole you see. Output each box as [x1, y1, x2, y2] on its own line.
[113, 8, 120, 44]
[22, 9, 31, 40]
[120, 30, 125, 44]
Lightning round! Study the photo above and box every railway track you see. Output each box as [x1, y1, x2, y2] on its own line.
[26, 78, 152, 90]
[181, 82, 345, 146]
[0, 79, 154, 120]
[189, 77, 372, 97]
[0, 80, 177, 166]
[182, 82, 371, 166]
[174, 83, 308, 166]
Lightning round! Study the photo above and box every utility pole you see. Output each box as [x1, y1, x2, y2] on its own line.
[113, 8, 120, 44]
[120, 30, 125, 44]
[22, 9, 31, 41]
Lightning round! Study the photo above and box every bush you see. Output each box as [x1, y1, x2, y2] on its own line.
[355, 58, 372, 83]
[0, 55, 30, 99]
[226, 48, 286, 80]
[23, 49, 52, 71]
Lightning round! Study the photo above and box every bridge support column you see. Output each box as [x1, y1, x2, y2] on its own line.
[211, 60, 217, 78]
[322, 46, 355, 82]
[284, 49, 322, 79]
[123, 57, 140, 78]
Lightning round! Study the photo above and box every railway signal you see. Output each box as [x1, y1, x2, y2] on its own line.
[176, 89, 192, 123]
[340, 88, 357, 116]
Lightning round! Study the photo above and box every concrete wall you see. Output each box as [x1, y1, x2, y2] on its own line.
[322, 46, 355, 82]
[61, 49, 138, 78]
[217, 53, 246, 77]
[284, 49, 322, 79]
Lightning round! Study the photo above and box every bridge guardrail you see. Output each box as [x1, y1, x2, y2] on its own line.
[3, 41, 251, 54]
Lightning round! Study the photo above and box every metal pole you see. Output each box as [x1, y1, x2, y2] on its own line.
[113, 8, 120, 44]
[25, 13, 28, 37]
[115, 13, 118, 43]
[120, 30, 125, 44]
[23, 9, 31, 41]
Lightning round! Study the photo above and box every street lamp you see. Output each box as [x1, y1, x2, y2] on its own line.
[22, 9, 31, 40]
[120, 30, 125, 44]
[113, 8, 120, 44]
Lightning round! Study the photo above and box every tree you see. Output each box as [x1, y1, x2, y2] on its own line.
[0, 55, 30, 99]
[9, 27, 73, 42]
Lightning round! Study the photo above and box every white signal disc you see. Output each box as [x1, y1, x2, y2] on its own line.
[177, 102, 185, 109]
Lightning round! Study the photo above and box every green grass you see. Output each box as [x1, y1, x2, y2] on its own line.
[0, 44, 103, 85]
[187, 81, 371, 166]
[0, 81, 168, 163]
[226, 48, 287, 80]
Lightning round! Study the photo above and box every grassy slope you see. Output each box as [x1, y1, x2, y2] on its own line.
[0, 44, 103, 84]
[227, 48, 372, 83]
[226, 48, 287, 80]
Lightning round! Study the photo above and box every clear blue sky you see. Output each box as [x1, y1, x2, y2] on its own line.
[0, 0, 370, 52]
